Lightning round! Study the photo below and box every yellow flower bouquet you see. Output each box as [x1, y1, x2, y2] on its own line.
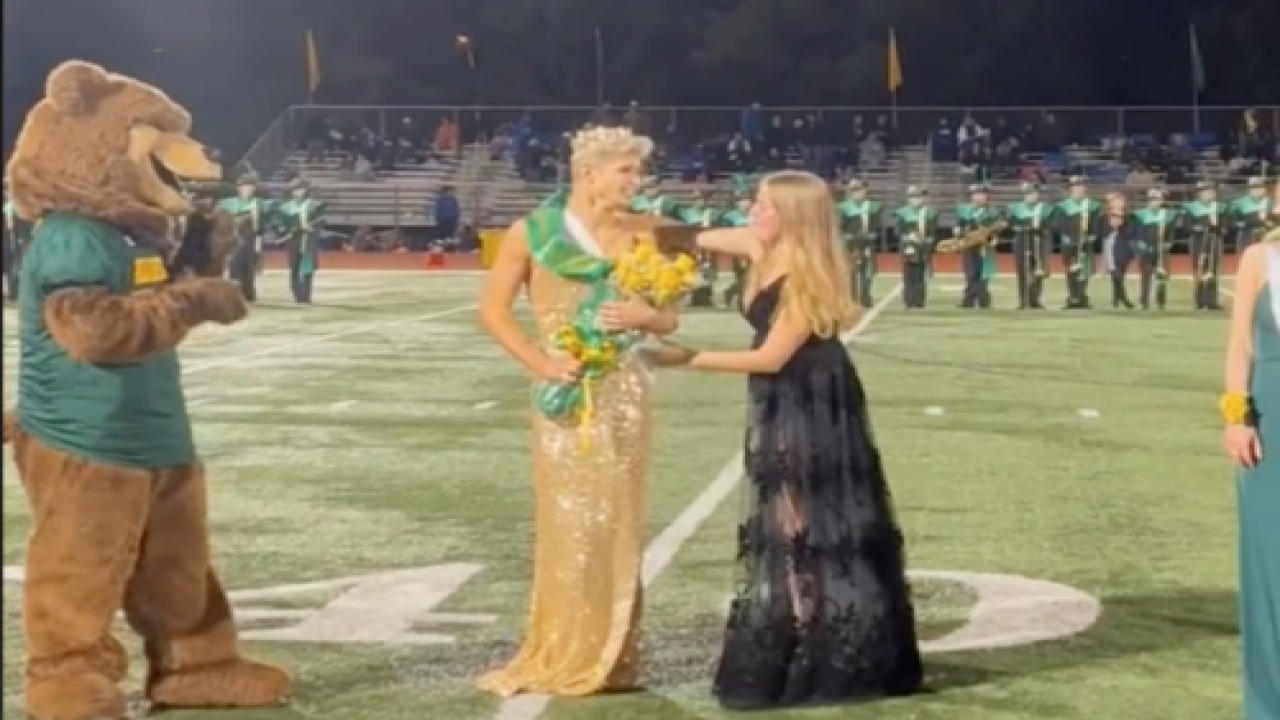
[537, 240, 700, 443]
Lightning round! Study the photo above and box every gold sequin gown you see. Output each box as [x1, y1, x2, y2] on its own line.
[478, 259, 652, 697]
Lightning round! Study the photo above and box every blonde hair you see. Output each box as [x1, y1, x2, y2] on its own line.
[570, 125, 653, 168]
[759, 171, 859, 337]
[1265, 228, 1280, 244]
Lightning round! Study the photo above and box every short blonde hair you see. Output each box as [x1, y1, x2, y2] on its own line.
[759, 171, 859, 337]
[570, 125, 653, 168]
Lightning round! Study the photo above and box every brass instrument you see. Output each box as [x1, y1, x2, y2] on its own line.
[935, 221, 1008, 254]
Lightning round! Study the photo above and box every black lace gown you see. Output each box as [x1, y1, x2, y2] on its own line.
[712, 278, 923, 711]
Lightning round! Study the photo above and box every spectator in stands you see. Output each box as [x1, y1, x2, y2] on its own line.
[1241, 108, 1261, 152]
[764, 115, 787, 158]
[623, 101, 650, 135]
[859, 132, 887, 169]
[433, 118, 460, 158]
[727, 132, 752, 172]
[433, 186, 461, 248]
[1126, 162, 1159, 190]
[740, 102, 764, 143]
[873, 114, 895, 150]
[793, 116, 813, 165]
[303, 116, 328, 163]
[929, 118, 957, 162]
[397, 117, 422, 165]
[592, 103, 616, 126]
[1034, 112, 1064, 152]
[958, 116, 984, 149]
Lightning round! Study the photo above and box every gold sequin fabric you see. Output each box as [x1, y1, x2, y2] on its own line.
[478, 260, 651, 697]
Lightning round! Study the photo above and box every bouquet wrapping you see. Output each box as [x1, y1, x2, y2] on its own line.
[536, 243, 698, 447]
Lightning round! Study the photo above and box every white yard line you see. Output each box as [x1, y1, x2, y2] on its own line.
[473, 401, 498, 411]
[494, 283, 904, 720]
[924, 406, 945, 416]
[1077, 408, 1101, 419]
[181, 305, 477, 374]
[329, 400, 359, 411]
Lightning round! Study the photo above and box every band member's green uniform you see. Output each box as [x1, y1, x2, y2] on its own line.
[894, 186, 937, 309]
[719, 200, 750, 308]
[277, 178, 326, 304]
[217, 175, 275, 302]
[628, 186, 680, 220]
[1132, 188, 1179, 310]
[953, 183, 1002, 309]
[678, 193, 723, 307]
[1053, 176, 1102, 309]
[838, 179, 882, 308]
[1181, 180, 1226, 310]
[1231, 177, 1273, 252]
[1006, 182, 1053, 309]
[3, 196, 34, 302]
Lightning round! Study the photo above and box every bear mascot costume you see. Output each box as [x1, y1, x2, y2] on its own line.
[2, 61, 291, 720]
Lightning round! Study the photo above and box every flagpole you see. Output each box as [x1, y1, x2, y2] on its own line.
[1192, 79, 1200, 134]
[1189, 22, 1202, 134]
[594, 27, 605, 105]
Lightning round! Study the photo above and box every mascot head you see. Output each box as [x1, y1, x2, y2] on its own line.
[6, 60, 221, 245]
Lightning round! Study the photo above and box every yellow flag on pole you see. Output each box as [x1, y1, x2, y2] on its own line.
[887, 28, 903, 92]
[306, 30, 321, 95]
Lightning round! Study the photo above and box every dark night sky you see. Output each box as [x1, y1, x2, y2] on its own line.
[0, 0, 1269, 156]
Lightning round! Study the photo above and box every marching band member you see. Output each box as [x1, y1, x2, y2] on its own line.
[1053, 176, 1102, 310]
[277, 178, 327, 304]
[217, 175, 275, 303]
[952, 183, 1002, 309]
[894, 186, 937, 309]
[3, 182, 34, 303]
[1182, 179, 1226, 310]
[1232, 176, 1273, 252]
[838, 178, 883, 308]
[1006, 181, 1053, 309]
[1133, 188, 1179, 310]
[721, 197, 751, 308]
[680, 190, 722, 307]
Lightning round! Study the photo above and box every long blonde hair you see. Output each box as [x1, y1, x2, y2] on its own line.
[759, 171, 859, 337]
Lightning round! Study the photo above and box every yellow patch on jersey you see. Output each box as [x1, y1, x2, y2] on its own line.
[133, 256, 168, 286]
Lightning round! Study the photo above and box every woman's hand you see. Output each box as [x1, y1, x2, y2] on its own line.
[599, 295, 658, 332]
[1224, 424, 1263, 468]
[535, 355, 582, 384]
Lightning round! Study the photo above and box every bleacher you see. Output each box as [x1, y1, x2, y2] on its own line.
[257, 118, 1263, 230]
[274, 152, 465, 227]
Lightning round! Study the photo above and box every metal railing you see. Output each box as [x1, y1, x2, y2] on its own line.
[235, 103, 1277, 184]
[280, 103, 1276, 142]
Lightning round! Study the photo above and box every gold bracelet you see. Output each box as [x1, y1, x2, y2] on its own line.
[1219, 392, 1252, 425]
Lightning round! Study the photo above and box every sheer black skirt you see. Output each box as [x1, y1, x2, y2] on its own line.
[711, 340, 923, 710]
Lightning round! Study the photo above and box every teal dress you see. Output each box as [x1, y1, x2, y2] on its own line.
[1242, 256, 1280, 720]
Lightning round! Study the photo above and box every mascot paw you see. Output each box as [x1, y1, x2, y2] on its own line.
[183, 278, 248, 326]
[26, 673, 127, 720]
[148, 659, 291, 709]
